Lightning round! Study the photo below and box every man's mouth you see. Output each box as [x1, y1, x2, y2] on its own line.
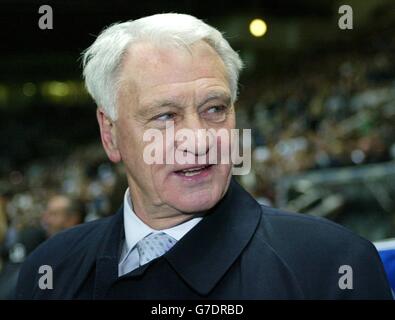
[174, 164, 214, 177]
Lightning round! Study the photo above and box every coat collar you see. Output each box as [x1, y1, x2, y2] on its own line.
[165, 178, 262, 296]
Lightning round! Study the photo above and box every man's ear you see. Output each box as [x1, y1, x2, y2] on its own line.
[96, 108, 122, 163]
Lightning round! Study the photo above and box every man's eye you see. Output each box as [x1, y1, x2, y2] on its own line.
[201, 105, 228, 122]
[154, 113, 175, 121]
[204, 105, 226, 114]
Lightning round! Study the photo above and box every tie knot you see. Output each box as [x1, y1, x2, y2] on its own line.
[136, 232, 177, 266]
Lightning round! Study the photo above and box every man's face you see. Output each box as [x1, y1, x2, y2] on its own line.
[108, 41, 235, 218]
[41, 196, 77, 237]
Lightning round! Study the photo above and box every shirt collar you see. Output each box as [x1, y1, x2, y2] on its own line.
[123, 188, 203, 253]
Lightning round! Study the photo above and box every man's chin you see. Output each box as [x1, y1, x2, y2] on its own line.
[162, 173, 232, 213]
[169, 194, 220, 214]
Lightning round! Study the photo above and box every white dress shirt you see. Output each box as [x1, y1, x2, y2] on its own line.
[118, 189, 203, 277]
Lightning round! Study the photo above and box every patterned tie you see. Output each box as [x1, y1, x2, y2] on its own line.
[136, 232, 177, 266]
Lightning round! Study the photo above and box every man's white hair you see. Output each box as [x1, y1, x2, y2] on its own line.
[82, 13, 243, 120]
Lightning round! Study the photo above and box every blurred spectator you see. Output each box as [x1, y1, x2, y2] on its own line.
[0, 194, 86, 299]
[41, 195, 86, 238]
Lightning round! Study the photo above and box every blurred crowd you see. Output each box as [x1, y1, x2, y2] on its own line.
[237, 50, 395, 203]
[0, 148, 127, 298]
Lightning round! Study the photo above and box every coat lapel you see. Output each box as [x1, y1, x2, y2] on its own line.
[165, 178, 262, 296]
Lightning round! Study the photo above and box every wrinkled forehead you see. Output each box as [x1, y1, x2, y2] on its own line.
[117, 40, 230, 95]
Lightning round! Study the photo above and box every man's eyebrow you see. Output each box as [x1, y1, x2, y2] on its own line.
[139, 98, 183, 116]
[197, 91, 231, 108]
[150, 99, 182, 109]
[139, 91, 231, 115]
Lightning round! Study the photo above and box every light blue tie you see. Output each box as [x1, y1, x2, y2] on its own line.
[136, 232, 177, 266]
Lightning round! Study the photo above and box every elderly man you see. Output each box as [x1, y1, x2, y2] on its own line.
[16, 13, 391, 299]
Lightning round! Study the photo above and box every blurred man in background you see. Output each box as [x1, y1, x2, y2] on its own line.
[41, 195, 85, 238]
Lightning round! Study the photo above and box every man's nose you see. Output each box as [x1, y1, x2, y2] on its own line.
[175, 116, 214, 156]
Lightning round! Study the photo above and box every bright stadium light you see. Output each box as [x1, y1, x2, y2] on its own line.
[249, 18, 267, 37]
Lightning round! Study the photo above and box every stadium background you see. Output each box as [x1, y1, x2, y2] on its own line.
[0, 0, 394, 297]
